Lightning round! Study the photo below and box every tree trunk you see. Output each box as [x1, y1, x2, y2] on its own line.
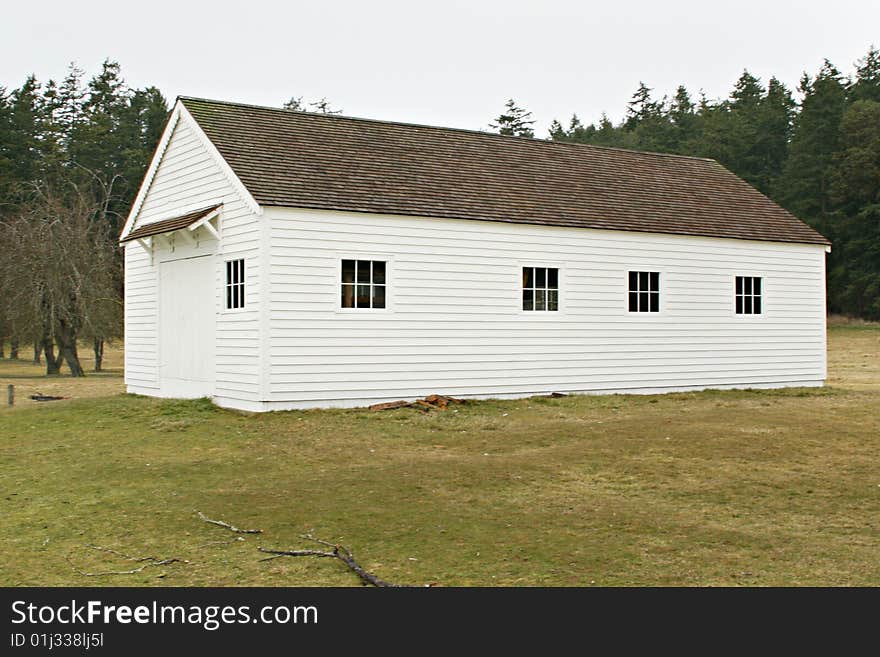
[33, 341, 42, 365]
[55, 323, 85, 377]
[93, 338, 104, 372]
[9, 338, 19, 360]
[44, 337, 61, 375]
[0, 338, 4, 359]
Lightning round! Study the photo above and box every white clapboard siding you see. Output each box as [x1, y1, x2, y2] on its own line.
[262, 206, 827, 409]
[124, 113, 262, 402]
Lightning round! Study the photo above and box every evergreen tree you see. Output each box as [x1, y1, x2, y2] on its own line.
[850, 46, 880, 103]
[669, 85, 695, 128]
[753, 77, 796, 193]
[623, 83, 676, 153]
[777, 61, 847, 223]
[55, 64, 87, 151]
[7, 76, 43, 194]
[0, 87, 14, 206]
[490, 99, 535, 137]
[827, 99, 880, 317]
[667, 85, 698, 154]
[625, 82, 661, 128]
[593, 114, 623, 147]
[71, 59, 129, 186]
[548, 119, 567, 141]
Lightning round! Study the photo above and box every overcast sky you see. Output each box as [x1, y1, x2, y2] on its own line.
[3, 0, 877, 135]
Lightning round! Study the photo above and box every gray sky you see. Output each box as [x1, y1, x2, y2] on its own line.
[4, 0, 878, 135]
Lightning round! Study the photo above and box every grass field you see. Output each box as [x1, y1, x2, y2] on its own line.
[1, 323, 878, 586]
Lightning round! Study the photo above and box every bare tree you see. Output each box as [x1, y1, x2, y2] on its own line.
[0, 180, 122, 376]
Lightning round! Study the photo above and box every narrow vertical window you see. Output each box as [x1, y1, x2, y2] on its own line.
[341, 259, 386, 309]
[628, 271, 659, 312]
[735, 276, 762, 315]
[225, 258, 245, 309]
[522, 267, 559, 311]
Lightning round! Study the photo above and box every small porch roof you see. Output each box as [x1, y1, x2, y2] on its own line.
[119, 204, 222, 243]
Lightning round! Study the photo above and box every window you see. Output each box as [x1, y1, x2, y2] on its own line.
[628, 271, 659, 312]
[341, 259, 386, 309]
[225, 258, 245, 309]
[736, 276, 762, 315]
[522, 267, 559, 311]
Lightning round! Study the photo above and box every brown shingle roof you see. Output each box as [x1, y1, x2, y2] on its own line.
[121, 204, 221, 242]
[180, 97, 829, 246]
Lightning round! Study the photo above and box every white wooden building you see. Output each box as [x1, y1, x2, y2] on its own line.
[119, 97, 830, 411]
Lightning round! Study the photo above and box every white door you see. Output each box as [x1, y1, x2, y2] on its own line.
[159, 255, 216, 398]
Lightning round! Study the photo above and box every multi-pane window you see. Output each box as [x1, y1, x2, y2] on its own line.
[522, 267, 559, 311]
[341, 259, 386, 309]
[735, 276, 762, 315]
[225, 258, 245, 309]
[628, 271, 659, 312]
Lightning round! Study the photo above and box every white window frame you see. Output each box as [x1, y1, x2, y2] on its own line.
[224, 257, 246, 311]
[626, 270, 662, 314]
[336, 254, 393, 313]
[734, 274, 765, 317]
[518, 262, 564, 316]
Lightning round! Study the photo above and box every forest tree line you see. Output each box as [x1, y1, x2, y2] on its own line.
[1, 50, 877, 374]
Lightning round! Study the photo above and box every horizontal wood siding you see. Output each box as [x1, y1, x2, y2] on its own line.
[123, 241, 158, 390]
[266, 207, 827, 407]
[124, 115, 262, 402]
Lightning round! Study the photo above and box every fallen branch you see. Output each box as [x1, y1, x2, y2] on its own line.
[258, 534, 407, 587]
[196, 511, 262, 534]
[68, 544, 183, 577]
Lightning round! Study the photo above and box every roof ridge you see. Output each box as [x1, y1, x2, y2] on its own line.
[177, 95, 718, 164]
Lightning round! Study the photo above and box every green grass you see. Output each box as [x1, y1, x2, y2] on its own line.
[1, 326, 878, 586]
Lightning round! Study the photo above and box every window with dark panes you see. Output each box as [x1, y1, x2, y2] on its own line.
[735, 276, 762, 315]
[628, 271, 659, 312]
[225, 258, 245, 309]
[341, 259, 386, 309]
[522, 267, 559, 311]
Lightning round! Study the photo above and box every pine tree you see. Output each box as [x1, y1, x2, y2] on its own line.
[548, 119, 566, 141]
[667, 85, 697, 153]
[490, 99, 535, 137]
[850, 46, 880, 103]
[0, 87, 13, 207]
[827, 99, 880, 317]
[594, 114, 622, 147]
[777, 61, 847, 222]
[55, 64, 87, 151]
[669, 85, 695, 128]
[7, 76, 43, 191]
[754, 77, 795, 193]
[71, 60, 128, 183]
[625, 82, 662, 128]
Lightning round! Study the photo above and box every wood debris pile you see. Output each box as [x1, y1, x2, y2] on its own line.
[369, 394, 467, 412]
